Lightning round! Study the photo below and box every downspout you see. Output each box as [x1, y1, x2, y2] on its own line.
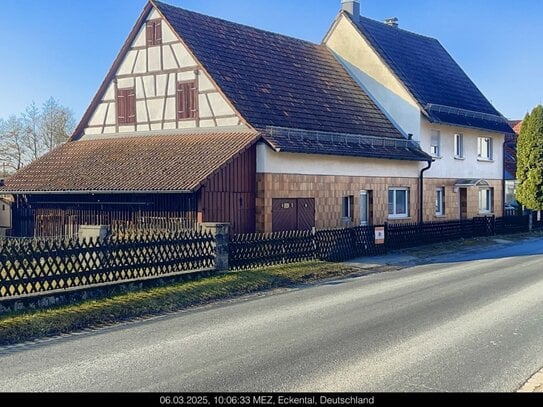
[419, 160, 433, 224]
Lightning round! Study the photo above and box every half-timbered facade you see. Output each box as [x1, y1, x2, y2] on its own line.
[4, 0, 434, 236]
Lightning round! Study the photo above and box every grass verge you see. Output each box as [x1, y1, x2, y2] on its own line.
[0, 261, 362, 346]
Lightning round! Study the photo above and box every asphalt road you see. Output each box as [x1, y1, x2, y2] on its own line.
[1, 238, 543, 392]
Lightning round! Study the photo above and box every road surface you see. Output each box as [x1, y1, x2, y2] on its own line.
[1, 238, 543, 392]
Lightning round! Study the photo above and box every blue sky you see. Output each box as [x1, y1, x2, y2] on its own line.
[0, 0, 541, 122]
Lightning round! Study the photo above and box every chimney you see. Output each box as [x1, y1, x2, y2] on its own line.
[341, 0, 360, 22]
[384, 17, 399, 27]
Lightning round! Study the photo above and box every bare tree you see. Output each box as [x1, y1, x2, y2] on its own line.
[0, 115, 27, 171]
[22, 101, 43, 161]
[39, 97, 75, 152]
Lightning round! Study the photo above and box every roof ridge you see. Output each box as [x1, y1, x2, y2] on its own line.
[357, 14, 440, 42]
[154, 0, 320, 48]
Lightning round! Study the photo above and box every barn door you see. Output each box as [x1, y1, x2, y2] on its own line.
[272, 199, 297, 232]
[272, 198, 315, 232]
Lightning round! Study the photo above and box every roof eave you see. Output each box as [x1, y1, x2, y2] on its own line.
[426, 116, 514, 135]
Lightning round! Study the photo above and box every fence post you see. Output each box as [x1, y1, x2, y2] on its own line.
[201, 223, 230, 272]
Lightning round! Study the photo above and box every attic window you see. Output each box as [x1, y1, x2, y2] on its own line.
[117, 88, 136, 125]
[177, 80, 198, 120]
[146, 19, 162, 46]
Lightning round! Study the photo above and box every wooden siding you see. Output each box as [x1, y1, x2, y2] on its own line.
[199, 145, 256, 234]
[11, 193, 198, 238]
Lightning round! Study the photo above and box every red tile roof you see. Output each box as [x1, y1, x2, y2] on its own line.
[3, 132, 258, 193]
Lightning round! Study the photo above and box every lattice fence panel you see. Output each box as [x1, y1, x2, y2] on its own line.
[229, 230, 315, 270]
[0, 230, 215, 299]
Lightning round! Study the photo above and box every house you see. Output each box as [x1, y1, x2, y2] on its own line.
[3, 0, 437, 237]
[325, 0, 513, 221]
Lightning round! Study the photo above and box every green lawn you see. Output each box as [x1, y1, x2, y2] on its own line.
[0, 261, 361, 346]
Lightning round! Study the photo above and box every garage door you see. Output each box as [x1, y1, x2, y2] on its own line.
[272, 198, 315, 232]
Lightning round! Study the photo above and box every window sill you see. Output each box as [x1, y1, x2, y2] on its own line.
[454, 156, 465, 160]
[478, 212, 494, 216]
[434, 214, 447, 218]
[477, 158, 494, 163]
[388, 216, 411, 220]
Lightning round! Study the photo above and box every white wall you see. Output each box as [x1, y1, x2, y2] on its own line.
[421, 121, 504, 180]
[325, 15, 504, 182]
[325, 16, 421, 141]
[256, 142, 422, 177]
[82, 6, 244, 138]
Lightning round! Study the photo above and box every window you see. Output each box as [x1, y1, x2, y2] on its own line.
[177, 81, 198, 120]
[479, 188, 493, 213]
[388, 188, 410, 218]
[146, 19, 162, 46]
[430, 130, 441, 157]
[435, 187, 445, 216]
[116, 88, 136, 125]
[477, 137, 493, 160]
[454, 134, 464, 158]
[342, 195, 354, 221]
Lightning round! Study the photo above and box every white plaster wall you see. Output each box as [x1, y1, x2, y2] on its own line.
[162, 22, 178, 43]
[421, 120, 504, 180]
[256, 143, 422, 177]
[325, 16, 421, 140]
[162, 45, 178, 70]
[208, 93, 235, 116]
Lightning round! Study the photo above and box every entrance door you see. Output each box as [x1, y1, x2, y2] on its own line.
[272, 198, 315, 232]
[459, 188, 468, 220]
[297, 198, 315, 230]
[360, 190, 373, 225]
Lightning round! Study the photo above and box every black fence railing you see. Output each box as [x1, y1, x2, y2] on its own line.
[229, 225, 387, 270]
[230, 215, 538, 270]
[229, 230, 315, 270]
[0, 230, 215, 299]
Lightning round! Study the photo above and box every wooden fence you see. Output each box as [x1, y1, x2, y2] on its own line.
[0, 230, 214, 299]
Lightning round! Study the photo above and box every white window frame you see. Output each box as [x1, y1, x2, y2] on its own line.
[454, 133, 464, 159]
[479, 188, 493, 214]
[435, 187, 445, 216]
[430, 130, 441, 157]
[477, 137, 493, 161]
[388, 188, 410, 219]
[342, 195, 354, 221]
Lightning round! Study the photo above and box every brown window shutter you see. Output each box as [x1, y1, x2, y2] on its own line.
[177, 81, 197, 120]
[146, 22, 155, 47]
[155, 20, 162, 45]
[177, 83, 186, 120]
[183, 82, 191, 119]
[117, 90, 126, 124]
[189, 81, 197, 118]
[127, 89, 136, 124]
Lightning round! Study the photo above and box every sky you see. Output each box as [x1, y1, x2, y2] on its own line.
[0, 0, 541, 123]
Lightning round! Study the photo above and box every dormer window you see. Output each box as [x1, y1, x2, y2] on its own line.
[146, 19, 162, 46]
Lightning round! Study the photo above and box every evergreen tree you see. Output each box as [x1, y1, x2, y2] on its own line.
[516, 105, 543, 210]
